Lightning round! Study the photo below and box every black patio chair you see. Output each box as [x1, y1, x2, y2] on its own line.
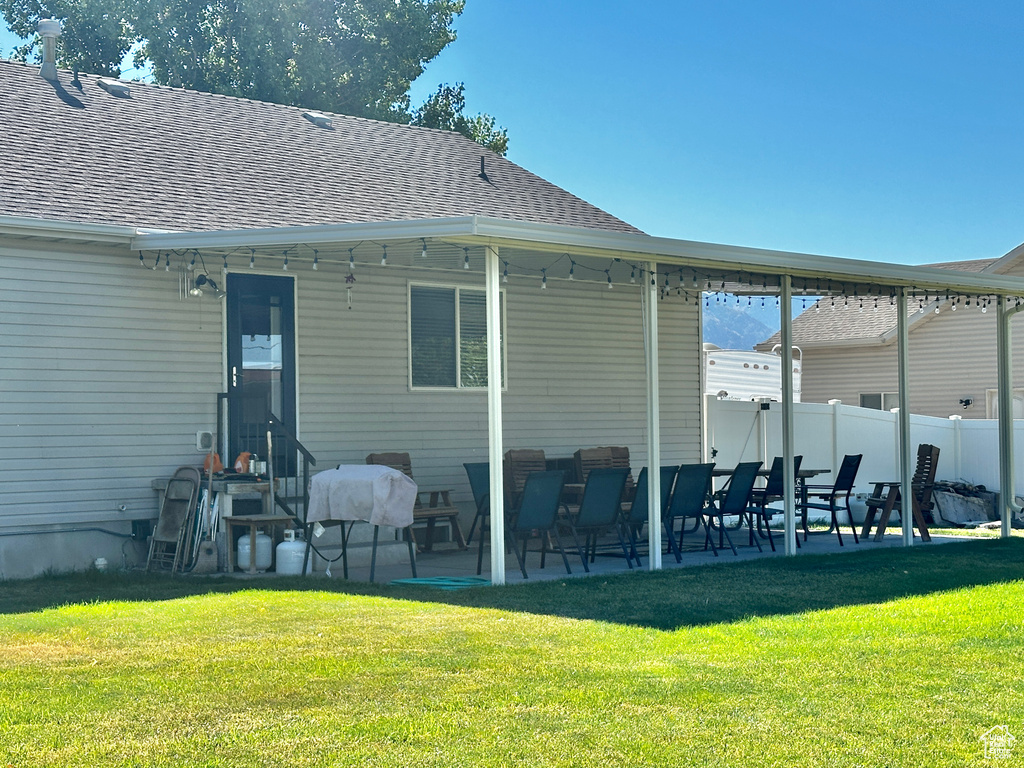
[796, 454, 862, 546]
[560, 466, 631, 571]
[705, 461, 762, 555]
[624, 465, 680, 566]
[746, 454, 803, 552]
[463, 462, 491, 575]
[507, 470, 575, 579]
[666, 463, 717, 556]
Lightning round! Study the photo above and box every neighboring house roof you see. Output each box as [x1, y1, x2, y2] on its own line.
[757, 257, 1002, 349]
[0, 60, 640, 235]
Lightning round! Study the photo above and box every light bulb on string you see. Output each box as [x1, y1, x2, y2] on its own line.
[463, 248, 470, 270]
[222, 255, 229, 276]
[568, 260, 575, 280]
[607, 270, 613, 289]
[282, 250, 289, 271]
[189, 251, 196, 271]
[380, 246, 387, 266]
[420, 239, 427, 258]
[164, 252, 170, 272]
[502, 263, 509, 284]
[312, 249, 319, 271]
[630, 267, 636, 284]
[541, 270, 547, 290]
[249, 249, 255, 269]
[348, 249, 355, 271]
[138, 251, 145, 268]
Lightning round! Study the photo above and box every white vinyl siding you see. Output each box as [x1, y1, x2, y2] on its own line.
[0, 240, 222, 529]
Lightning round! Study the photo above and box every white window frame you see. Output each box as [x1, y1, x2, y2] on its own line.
[985, 388, 1024, 419]
[859, 392, 899, 411]
[407, 281, 507, 391]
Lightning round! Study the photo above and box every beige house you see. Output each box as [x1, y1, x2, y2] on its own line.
[758, 249, 1024, 419]
[4, 52, 1023, 580]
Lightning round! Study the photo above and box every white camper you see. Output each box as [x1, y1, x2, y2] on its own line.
[703, 344, 802, 402]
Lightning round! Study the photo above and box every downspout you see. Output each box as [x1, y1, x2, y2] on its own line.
[996, 297, 1024, 536]
[897, 288, 913, 546]
[485, 246, 506, 584]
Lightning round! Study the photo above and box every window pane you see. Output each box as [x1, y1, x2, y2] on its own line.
[860, 393, 882, 410]
[882, 393, 900, 411]
[411, 287, 456, 387]
[459, 291, 488, 387]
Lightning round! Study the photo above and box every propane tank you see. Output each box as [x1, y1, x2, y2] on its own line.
[275, 529, 309, 575]
[236, 532, 273, 572]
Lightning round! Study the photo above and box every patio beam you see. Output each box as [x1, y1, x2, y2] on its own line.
[645, 263, 662, 571]
[124, 215, 1024, 297]
[897, 288, 914, 547]
[485, 246, 506, 584]
[780, 276, 797, 556]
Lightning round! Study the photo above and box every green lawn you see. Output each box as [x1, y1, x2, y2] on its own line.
[1, 539, 1023, 766]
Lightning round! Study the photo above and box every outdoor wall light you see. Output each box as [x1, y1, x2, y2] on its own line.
[959, 398, 974, 409]
[191, 274, 225, 298]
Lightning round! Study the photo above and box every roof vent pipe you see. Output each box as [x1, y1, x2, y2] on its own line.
[37, 18, 61, 80]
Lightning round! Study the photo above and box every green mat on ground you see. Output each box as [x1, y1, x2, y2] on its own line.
[388, 576, 491, 590]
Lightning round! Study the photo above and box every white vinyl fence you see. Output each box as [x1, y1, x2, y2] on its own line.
[705, 395, 1024, 497]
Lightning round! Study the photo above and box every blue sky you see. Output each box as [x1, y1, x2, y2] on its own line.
[4, 1, 1024, 265]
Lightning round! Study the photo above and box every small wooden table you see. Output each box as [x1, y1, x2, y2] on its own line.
[224, 514, 294, 573]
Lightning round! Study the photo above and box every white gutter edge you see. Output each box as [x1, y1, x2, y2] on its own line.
[0, 215, 139, 243]
[131, 216, 1024, 295]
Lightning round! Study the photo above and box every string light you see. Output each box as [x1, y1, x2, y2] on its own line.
[189, 251, 196, 271]
[138, 251, 145, 268]
[348, 248, 355, 271]
[630, 266, 636, 284]
[249, 249, 255, 269]
[502, 262, 509, 284]
[282, 250, 289, 271]
[463, 248, 470, 270]
[606, 269, 613, 289]
[568, 260, 575, 280]
[164, 252, 170, 272]
[420, 238, 427, 258]
[380, 245, 387, 266]
[541, 269, 547, 290]
[222, 255, 229, 276]
[312, 249, 319, 271]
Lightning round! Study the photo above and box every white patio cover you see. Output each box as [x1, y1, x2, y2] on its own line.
[307, 465, 417, 528]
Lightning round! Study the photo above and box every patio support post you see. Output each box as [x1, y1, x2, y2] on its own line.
[780, 276, 797, 555]
[485, 246, 506, 584]
[897, 288, 913, 546]
[645, 262, 662, 570]
[996, 297, 1023, 537]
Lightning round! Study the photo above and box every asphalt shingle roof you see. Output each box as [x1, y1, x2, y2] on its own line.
[0, 61, 640, 234]
[758, 258, 1000, 348]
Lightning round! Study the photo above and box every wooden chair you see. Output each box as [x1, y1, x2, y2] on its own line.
[503, 449, 547, 504]
[573, 446, 634, 499]
[861, 444, 938, 542]
[365, 452, 467, 552]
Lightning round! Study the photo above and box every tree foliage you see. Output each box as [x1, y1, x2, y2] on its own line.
[1, 0, 506, 144]
[412, 82, 508, 156]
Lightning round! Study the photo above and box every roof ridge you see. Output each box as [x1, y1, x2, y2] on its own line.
[0, 59, 487, 142]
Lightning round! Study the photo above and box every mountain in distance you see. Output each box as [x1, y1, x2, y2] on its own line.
[702, 296, 814, 350]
